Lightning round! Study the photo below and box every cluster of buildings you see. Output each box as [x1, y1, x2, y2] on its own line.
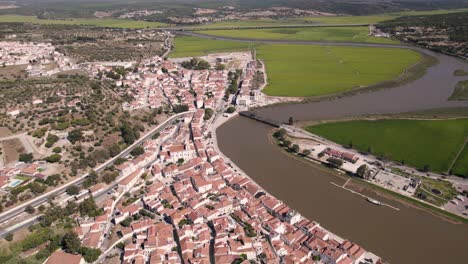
[0, 41, 78, 76]
[0, 162, 52, 190]
[235, 60, 264, 107]
[59, 107, 382, 264]
[286, 131, 423, 200]
[91, 56, 228, 112]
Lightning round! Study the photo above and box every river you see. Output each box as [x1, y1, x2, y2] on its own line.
[216, 40, 468, 263]
[218, 117, 468, 264]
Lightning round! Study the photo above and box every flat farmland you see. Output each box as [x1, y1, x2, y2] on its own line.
[258, 45, 420, 97]
[169, 36, 254, 58]
[170, 37, 420, 97]
[198, 27, 398, 44]
[452, 144, 468, 177]
[306, 119, 468, 174]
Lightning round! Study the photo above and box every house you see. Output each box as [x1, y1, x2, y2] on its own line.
[44, 250, 84, 264]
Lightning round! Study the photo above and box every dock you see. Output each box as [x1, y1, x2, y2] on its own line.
[330, 181, 400, 211]
[239, 111, 280, 127]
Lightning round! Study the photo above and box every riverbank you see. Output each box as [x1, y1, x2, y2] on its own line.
[270, 127, 468, 224]
[217, 116, 468, 264]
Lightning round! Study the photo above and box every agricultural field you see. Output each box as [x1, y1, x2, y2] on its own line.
[197, 26, 398, 44]
[0, 15, 166, 28]
[306, 119, 468, 173]
[169, 36, 255, 58]
[299, 8, 468, 25]
[258, 44, 419, 97]
[170, 36, 420, 97]
[452, 146, 468, 177]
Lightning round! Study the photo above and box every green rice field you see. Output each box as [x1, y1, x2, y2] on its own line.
[170, 36, 420, 97]
[198, 27, 398, 44]
[0, 15, 166, 28]
[306, 119, 468, 174]
[452, 144, 468, 177]
[168, 36, 255, 58]
[258, 44, 419, 96]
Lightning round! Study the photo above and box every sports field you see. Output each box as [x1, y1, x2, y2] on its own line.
[198, 27, 398, 44]
[306, 119, 468, 173]
[0, 15, 166, 28]
[170, 36, 420, 97]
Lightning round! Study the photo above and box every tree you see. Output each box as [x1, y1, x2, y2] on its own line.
[291, 144, 300, 153]
[283, 139, 291, 148]
[130, 146, 145, 157]
[79, 197, 101, 217]
[204, 108, 214, 120]
[288, 116, 294, 125]
[215, 63, 225, 71]
[80, 247, 101, 263]
[108, 143, 121, 157]
[52, 147, 62, 153]
[4, 232, 13, 241]
[102, 172, 117, 184]
[327, 157, 343, 168]
[62, 231, 81, 254]
[356, 164, 368, 178]
[25, 205, 35, 214]
[302, 149, 311, 156]
[83, 171, 98, 189]
[19, 153, 33, 163]
[45, 154, 61, 163]
[273, 128, 286, 139]
[67, 129, 83, 143]
[226, 106, 236, 113]
[173, 104, 189, 113]
[66, 186, 80, 196]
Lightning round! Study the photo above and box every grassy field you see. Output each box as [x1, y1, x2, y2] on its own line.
[452, 145, 468, 177]
[198, 26, 398, 44]
[170, 36, 420, 97]
[0, 15, 166, 28]
[306, 119, 468, 173]
[169, 36, 254, 58]
[449, 80, 468, 100]
[416, 177, 458, 206]
[258, 45, 419, 96]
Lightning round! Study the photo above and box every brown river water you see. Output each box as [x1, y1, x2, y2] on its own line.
[217, 49, 468, 263]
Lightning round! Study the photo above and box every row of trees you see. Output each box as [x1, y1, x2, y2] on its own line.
[181, 58, 210, 70]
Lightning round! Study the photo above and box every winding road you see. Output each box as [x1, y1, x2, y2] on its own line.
[0, 111, 194, 234]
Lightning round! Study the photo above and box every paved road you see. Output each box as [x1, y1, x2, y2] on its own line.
[0, 111, 194, 229]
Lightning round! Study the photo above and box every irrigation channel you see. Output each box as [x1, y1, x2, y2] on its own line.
[208, 33, 468, 264]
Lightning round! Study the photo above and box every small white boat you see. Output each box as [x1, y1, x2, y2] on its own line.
[366, 197, 382, 206]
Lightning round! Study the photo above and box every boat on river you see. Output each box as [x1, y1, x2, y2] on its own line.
[366, 197, 382, 206]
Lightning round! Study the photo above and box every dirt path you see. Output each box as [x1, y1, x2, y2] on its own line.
[447, 136, 468, 174]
